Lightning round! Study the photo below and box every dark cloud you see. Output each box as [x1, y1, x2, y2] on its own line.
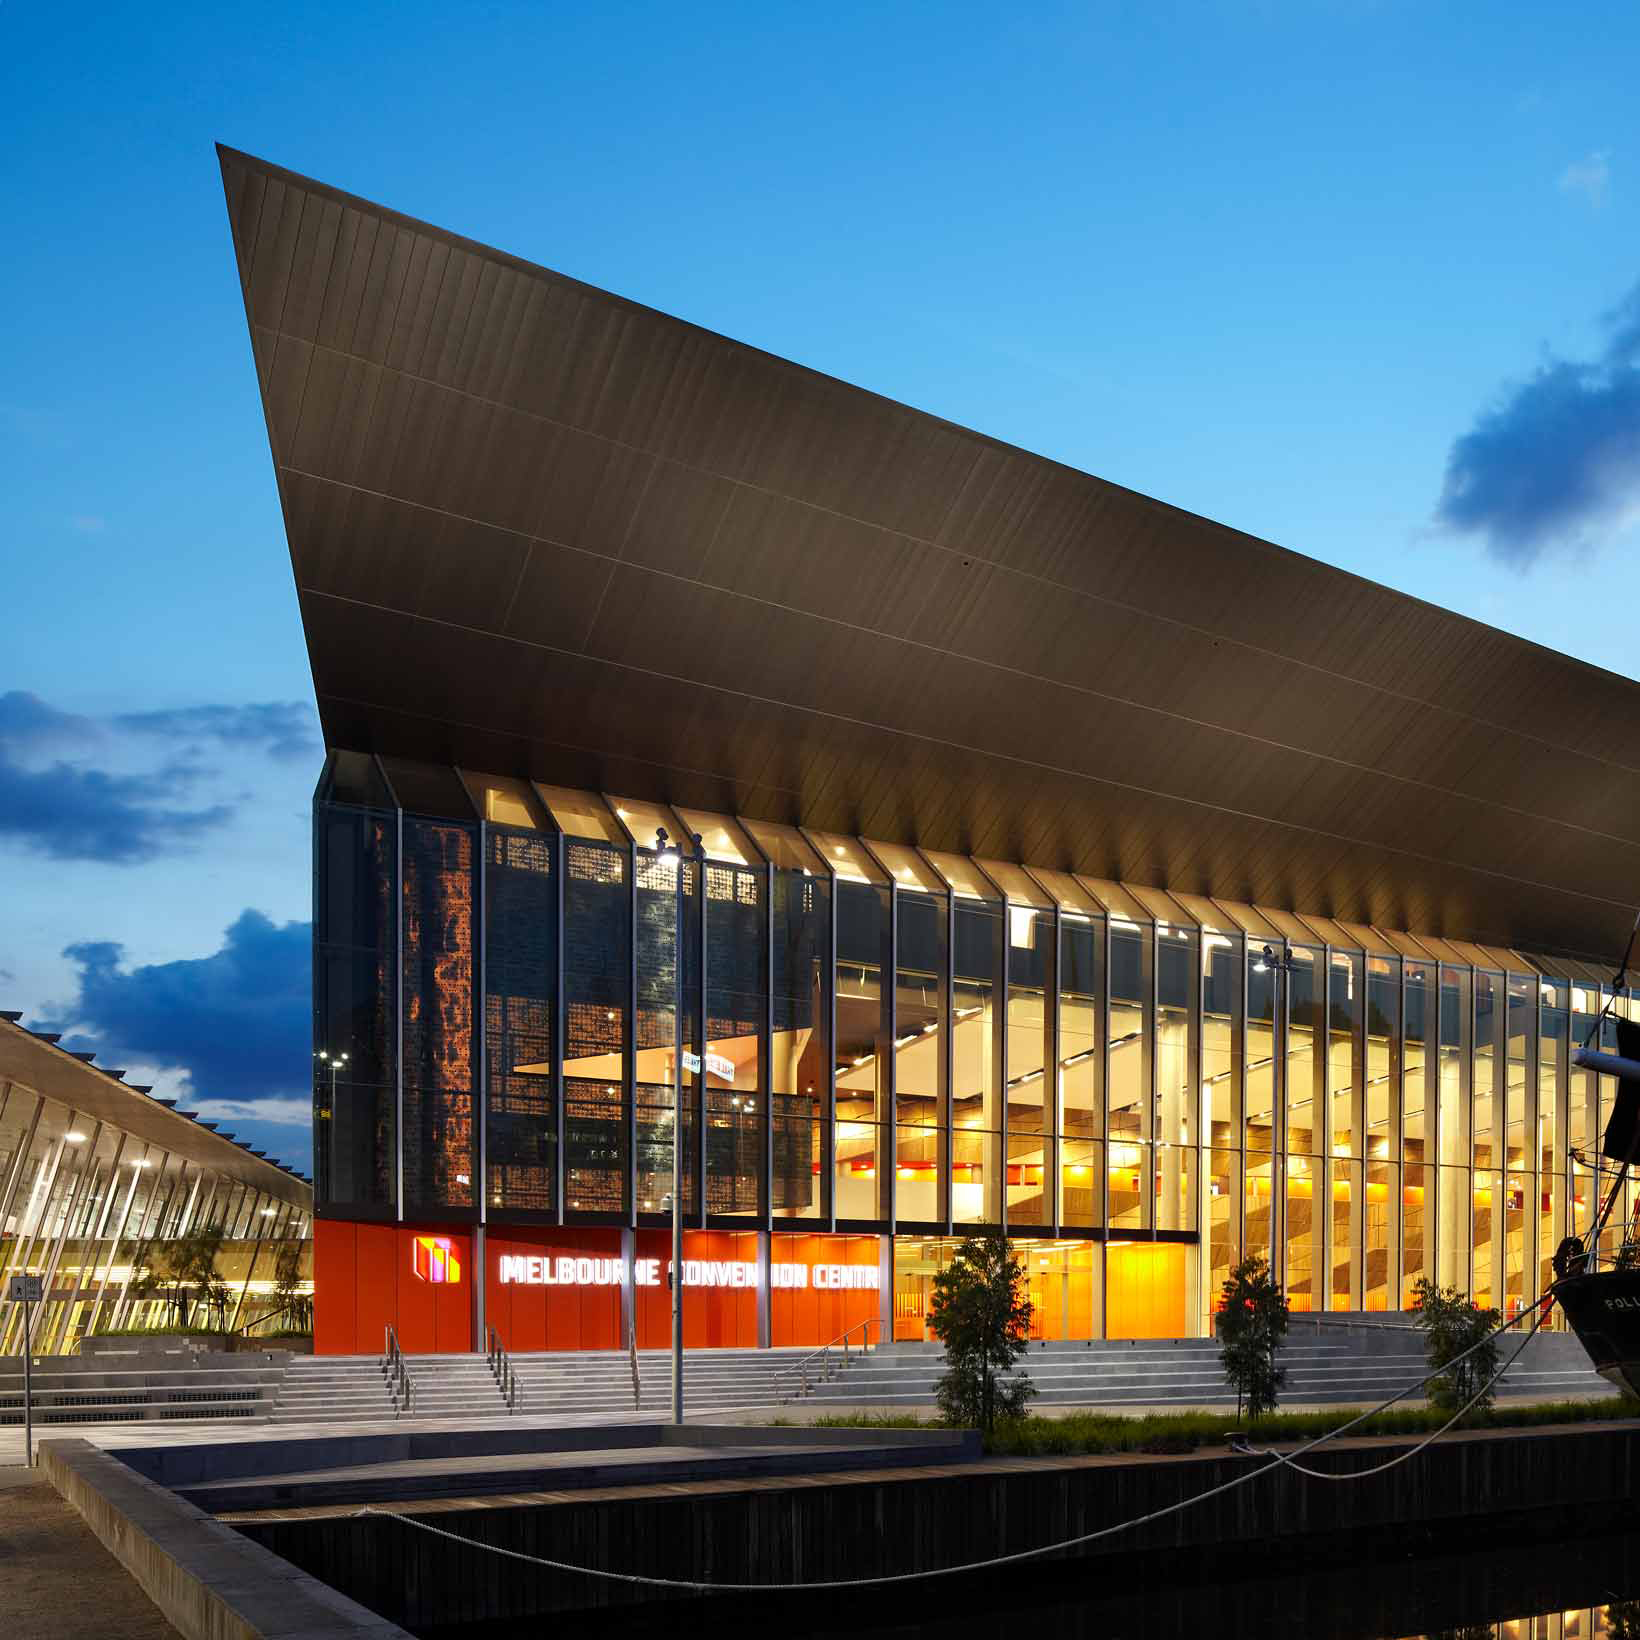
[40, 910, 311, 1104]
[0, 753, 233, 862]
[114, 702, 317, 762]
[0, 689, 95, 747]
[1436, 277, 1640, 567]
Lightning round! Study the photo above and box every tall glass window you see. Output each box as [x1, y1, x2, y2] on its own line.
[401, 817, 476, 1211]
[1504, 972, 1533, 1312]
[704, 861, 766, 1217]
[952, 900, 1003, 1224]
[1539, 981, 1567, 1296]
[564, 839, 631, 1216]
[1155, 925, 1196, 1233]
[314, 800, 397, 1211]
[765, 847, 829, 1222]
[1006, 905, 1051, 1228]
[484, 828, 557, 1213]
[895, 889, 945, 1224]
[1057, 910, 1103, 1229]
[1203, 931, 1241, 1301]
[834, 877, 889, 1222]
[1437, 966, 1470, 1287]
[1108, 919, 1152, 1232]
[1402, 962, 1434, 1303]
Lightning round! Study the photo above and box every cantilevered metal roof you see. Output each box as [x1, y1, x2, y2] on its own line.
[0, 1015, 311, 1201]
[220, 145, 1640, 963]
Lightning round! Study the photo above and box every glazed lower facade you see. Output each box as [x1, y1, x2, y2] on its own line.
[313, 754, 1638, 1351]
[0, 1060, 312, 1356]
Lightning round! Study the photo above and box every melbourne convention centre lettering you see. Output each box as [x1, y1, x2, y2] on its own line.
[496, 1256, 879, 1291]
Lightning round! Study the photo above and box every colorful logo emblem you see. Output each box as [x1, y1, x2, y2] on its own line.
[413, 1235, 461, 1284]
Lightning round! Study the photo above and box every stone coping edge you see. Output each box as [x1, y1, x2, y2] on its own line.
[37, 1437, 412, 1640]
[120, 1420, 981, 1486]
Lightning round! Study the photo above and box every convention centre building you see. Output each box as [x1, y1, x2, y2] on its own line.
[218, 147, 1640, 1355]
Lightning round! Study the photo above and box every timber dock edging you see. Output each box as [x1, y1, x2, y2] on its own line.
[37, 1437, 414, 1640]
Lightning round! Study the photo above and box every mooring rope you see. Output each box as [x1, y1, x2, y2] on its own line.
[1229, 1298, 1554, 1478]
[348, 1294, 1572, 1593]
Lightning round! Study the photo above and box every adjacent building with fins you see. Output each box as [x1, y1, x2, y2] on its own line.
[0, 1014, 312, 1354]
[218, 145, 1640, 1354]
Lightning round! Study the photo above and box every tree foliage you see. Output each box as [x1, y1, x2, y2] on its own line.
[1217, 1254, 1289, 1420]
[1608, 1598, 1640, 1640]
[154, 1223, 231, 1330]
[927, 1234, 1036, 1431]
[1410, 1276, 1500, 1414]
[271, 1240, 313, 1332]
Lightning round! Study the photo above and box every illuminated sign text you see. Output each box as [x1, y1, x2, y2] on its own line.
[496, 1255, 878, 1290]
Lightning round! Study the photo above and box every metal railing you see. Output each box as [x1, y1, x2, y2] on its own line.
[627, 1319, 641, 1411]
[233, 1301, 311, 1339]
[382, 1325, 413, 1417]
[772, 1317, 881, 1404]
[485, 1328, 519, 1413]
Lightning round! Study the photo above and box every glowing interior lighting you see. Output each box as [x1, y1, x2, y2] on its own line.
[64, 1131, 87, 1144]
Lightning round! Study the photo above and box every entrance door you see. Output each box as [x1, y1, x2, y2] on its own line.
[1106, 1242, 1187, 1339]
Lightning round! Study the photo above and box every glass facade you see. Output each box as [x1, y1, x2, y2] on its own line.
[0, 1051, 312, 1356]
[315, 755, 1634, 1337]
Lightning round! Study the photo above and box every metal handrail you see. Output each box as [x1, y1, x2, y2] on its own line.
[773, 1316, 881, 1404]
[627, 1318, 641, 1411]
[233, 1300, 310, 1338]
[382, 1324, 413, 1417]
[485, 1327, 519, 1413]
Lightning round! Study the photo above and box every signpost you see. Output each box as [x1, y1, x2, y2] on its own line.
[7, 1274, 42, 1467]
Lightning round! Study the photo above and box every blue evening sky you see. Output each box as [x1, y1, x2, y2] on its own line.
[3, 1, 1639, 1173]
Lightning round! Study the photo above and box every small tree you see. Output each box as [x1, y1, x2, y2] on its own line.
[1410, 1276, 1500, 1415]
[271, 1240, 312, 1332]
[927, 1234, 1036, 1432]
[1217, 1254, 1289, 1420]
[1608, 1598, 1640, 1640]
[156, 1224, 231, 1330]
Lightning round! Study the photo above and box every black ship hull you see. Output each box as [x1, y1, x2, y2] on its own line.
[1556, 1269, 1640, 1397]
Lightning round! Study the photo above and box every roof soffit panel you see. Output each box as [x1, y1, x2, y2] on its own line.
[223, 148, 1640, 960]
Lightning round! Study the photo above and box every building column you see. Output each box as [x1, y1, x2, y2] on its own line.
[878, 1234, 893, 1346]
[756, 1229, 771, 1349]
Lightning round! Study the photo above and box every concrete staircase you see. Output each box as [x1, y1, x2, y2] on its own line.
[798, 1327, 1615, 1411]
[506, 1346, 829, 1419]
[271, 1347, 814, 1423]
[0, 1351, 289, 1426]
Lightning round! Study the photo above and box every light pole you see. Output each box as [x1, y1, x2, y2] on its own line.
[656, 826, 702, 1425]
[315, 1048, 349, 1102]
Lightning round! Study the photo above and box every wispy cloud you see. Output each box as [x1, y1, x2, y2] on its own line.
[189, 1097, 311, 1126]
[1433, 275, 1640, 568]
[1558, 150, 1611, 209]
[115, 702, 317, 763]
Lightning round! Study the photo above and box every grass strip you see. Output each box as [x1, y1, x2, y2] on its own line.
[794, 1397, 1640, 1456]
